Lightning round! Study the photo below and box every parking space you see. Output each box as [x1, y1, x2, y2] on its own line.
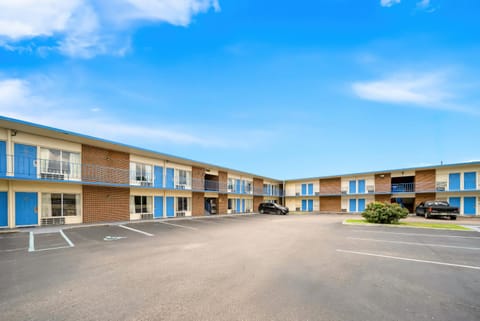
[1, 214, 480, 321]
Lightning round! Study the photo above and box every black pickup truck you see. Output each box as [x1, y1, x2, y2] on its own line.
[415, 201, 459, 220]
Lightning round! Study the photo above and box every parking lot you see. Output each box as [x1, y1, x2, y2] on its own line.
[1, 214, 480, 321]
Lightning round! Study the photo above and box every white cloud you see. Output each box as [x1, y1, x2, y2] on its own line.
[0, 76, 259, 148]
[352, 71, 479, 115]
[0, 0, 220, 58]
[380, 0, 401, 7]
[416, 0, 430, 9]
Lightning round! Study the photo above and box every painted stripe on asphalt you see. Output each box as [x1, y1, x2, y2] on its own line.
[60, 230, 75, 247]
[347, 237, 480, 251]
[34, 246, 72, 252]
[118, 224, 154, 236]
[158, 221, 198, 231]
[336, 249, 480, 270]
[349, 229, 480, 239]
[28, 232, 34, 252]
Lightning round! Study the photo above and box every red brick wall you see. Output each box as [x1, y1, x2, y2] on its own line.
[320, 178, 341, 195]
[82, 145, 129, 184]
[253, 196, 263, 212]
[253, 178, 263, 195]
[320, 196, 341, 212]
[83, 186, 130, 223]
[415, 193, 436, 208]
[192, 192, 205, 216]
[375, 194, 391, 204]
[218, 171, 228, 193]
[192, 166, 205, 191]
[218, 193, 228, 214]
[416, 170, 436, 192]
[375, 173, 391, 193]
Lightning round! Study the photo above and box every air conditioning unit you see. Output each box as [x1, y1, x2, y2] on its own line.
[141, 213, 153, 220]
[41, 217, 65, 225]
[140, 181, 152, 187]
[341, 190, 347, 195]
[341, 208, 347, 212]
[296, 207, 301, 211]
[40, 173, 65, 180]
[176, 211, 186, 217]
[436, 187, 446, 192]
[176, 184, 186, 190]
[367, 185, 375, 193]
[315, 192, 320, 196]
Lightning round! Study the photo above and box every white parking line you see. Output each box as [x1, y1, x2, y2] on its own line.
[349, 229, 480, 239]
[158, 221, 198, 231]
[118, 224, 154, 236]
[0, 247, 28, 253]
[28, 232, 34, 252]
[347, 237, 480, 251]
[60, 230, 75, 247]
[336, 249, 480, 270]
[34, 246, 72, 252]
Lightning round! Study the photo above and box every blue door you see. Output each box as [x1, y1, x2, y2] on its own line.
[235, 180, 241, 193]
[307, 184, 313, 195]
[349, 180, 356, 194]
[154, 196, 164, 218]
[166, 196, 174, 217]
[358, 180, 365, 194]
[154, 166, 163, 188]
[449, 173, 460, 191]
[449, 197, 461, 209]
[464, 172, 476, 190]
[464, 197, 476, 215]
[242, 199, 245, 212]
[15, 192, 38, 226]
[0, 141, 6, 177]
[0, 192, 7, 227]
[236, 199, 241, 213]
[301, 184, 307, 195]
[165, 168, 174, 189]
[307, 199, 313, 212]
[241, 181, 245, 194]
[301, 199, 307, 211]
[358, 199, 365, 212]
[349, 199, 357, 212]
[14, 144, 37, 179]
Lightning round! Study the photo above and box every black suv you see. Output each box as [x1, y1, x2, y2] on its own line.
[258, 202, 289, 215]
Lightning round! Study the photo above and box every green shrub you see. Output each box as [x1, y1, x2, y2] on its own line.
[361, 202, 409, 224]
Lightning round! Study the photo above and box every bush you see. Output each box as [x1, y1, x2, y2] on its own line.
[361, 202, 409, 224]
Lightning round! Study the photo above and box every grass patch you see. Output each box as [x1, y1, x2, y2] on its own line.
[345, 219, 472, 231]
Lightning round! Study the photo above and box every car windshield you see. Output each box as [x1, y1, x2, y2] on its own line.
[425, 201, 449, 206]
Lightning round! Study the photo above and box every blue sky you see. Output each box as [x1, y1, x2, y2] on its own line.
[0, 0, 479, 179]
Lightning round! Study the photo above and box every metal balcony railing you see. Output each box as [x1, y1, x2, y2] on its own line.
[391, 183, 415, 193]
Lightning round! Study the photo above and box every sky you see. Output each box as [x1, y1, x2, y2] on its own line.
[0, 0, 479, 180]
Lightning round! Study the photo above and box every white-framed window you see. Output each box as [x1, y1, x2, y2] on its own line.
[177, 197, 191, 212]
[39, 148, 81, 180]
[41, 193, 80, 218]
[245, 181, 253, 194]
[130, 162, 153, 186]
[228, 178, 235, 192]
[130, 195, 152, 214]
[245, 199, 253, 212]
[175, 169, 192, 189]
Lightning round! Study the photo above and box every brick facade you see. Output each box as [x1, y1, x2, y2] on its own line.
[82, 145, 129, 185]
[320, 196, 341, 212]
[415, 193, 436, 208]
[319, 178, 341, 195]
[218, 171, 228, 193]
[218, 193, 228, 214]
[192, 166, 205, 191]
[253, 177, 263, 195]
[375, 173, 391, 193]
[253, 196, 263, 212]
[416, 170, 436, 193]
[83, 186, 130, 223]
[375, 194, 391, 204]
[192, 192, 205, 216]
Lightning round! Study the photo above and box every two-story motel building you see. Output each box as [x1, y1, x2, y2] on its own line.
[0, 116, 478, 229]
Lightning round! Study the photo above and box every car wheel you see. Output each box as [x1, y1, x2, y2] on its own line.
[424, 212, 429, 219]
[276, 209, 281, 215]
[284, 212, 288, 215]
[260, 209, 264, 214]
[450, 216, 457, 220]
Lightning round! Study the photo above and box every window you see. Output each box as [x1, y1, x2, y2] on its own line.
[228, 178, 235, 192]
[40, 148, 80, 180]
[175, 169, 191, 188]
[41, 193, 80, 217]
[130, 162, 153, 186]
[245, 181, 253, 194]
[130, 196, 152, 214]
[177, 197, 190, 212]
[228, 198, 233, 210]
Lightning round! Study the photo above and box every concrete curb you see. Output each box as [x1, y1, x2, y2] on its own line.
[342, 219, 477, 232]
